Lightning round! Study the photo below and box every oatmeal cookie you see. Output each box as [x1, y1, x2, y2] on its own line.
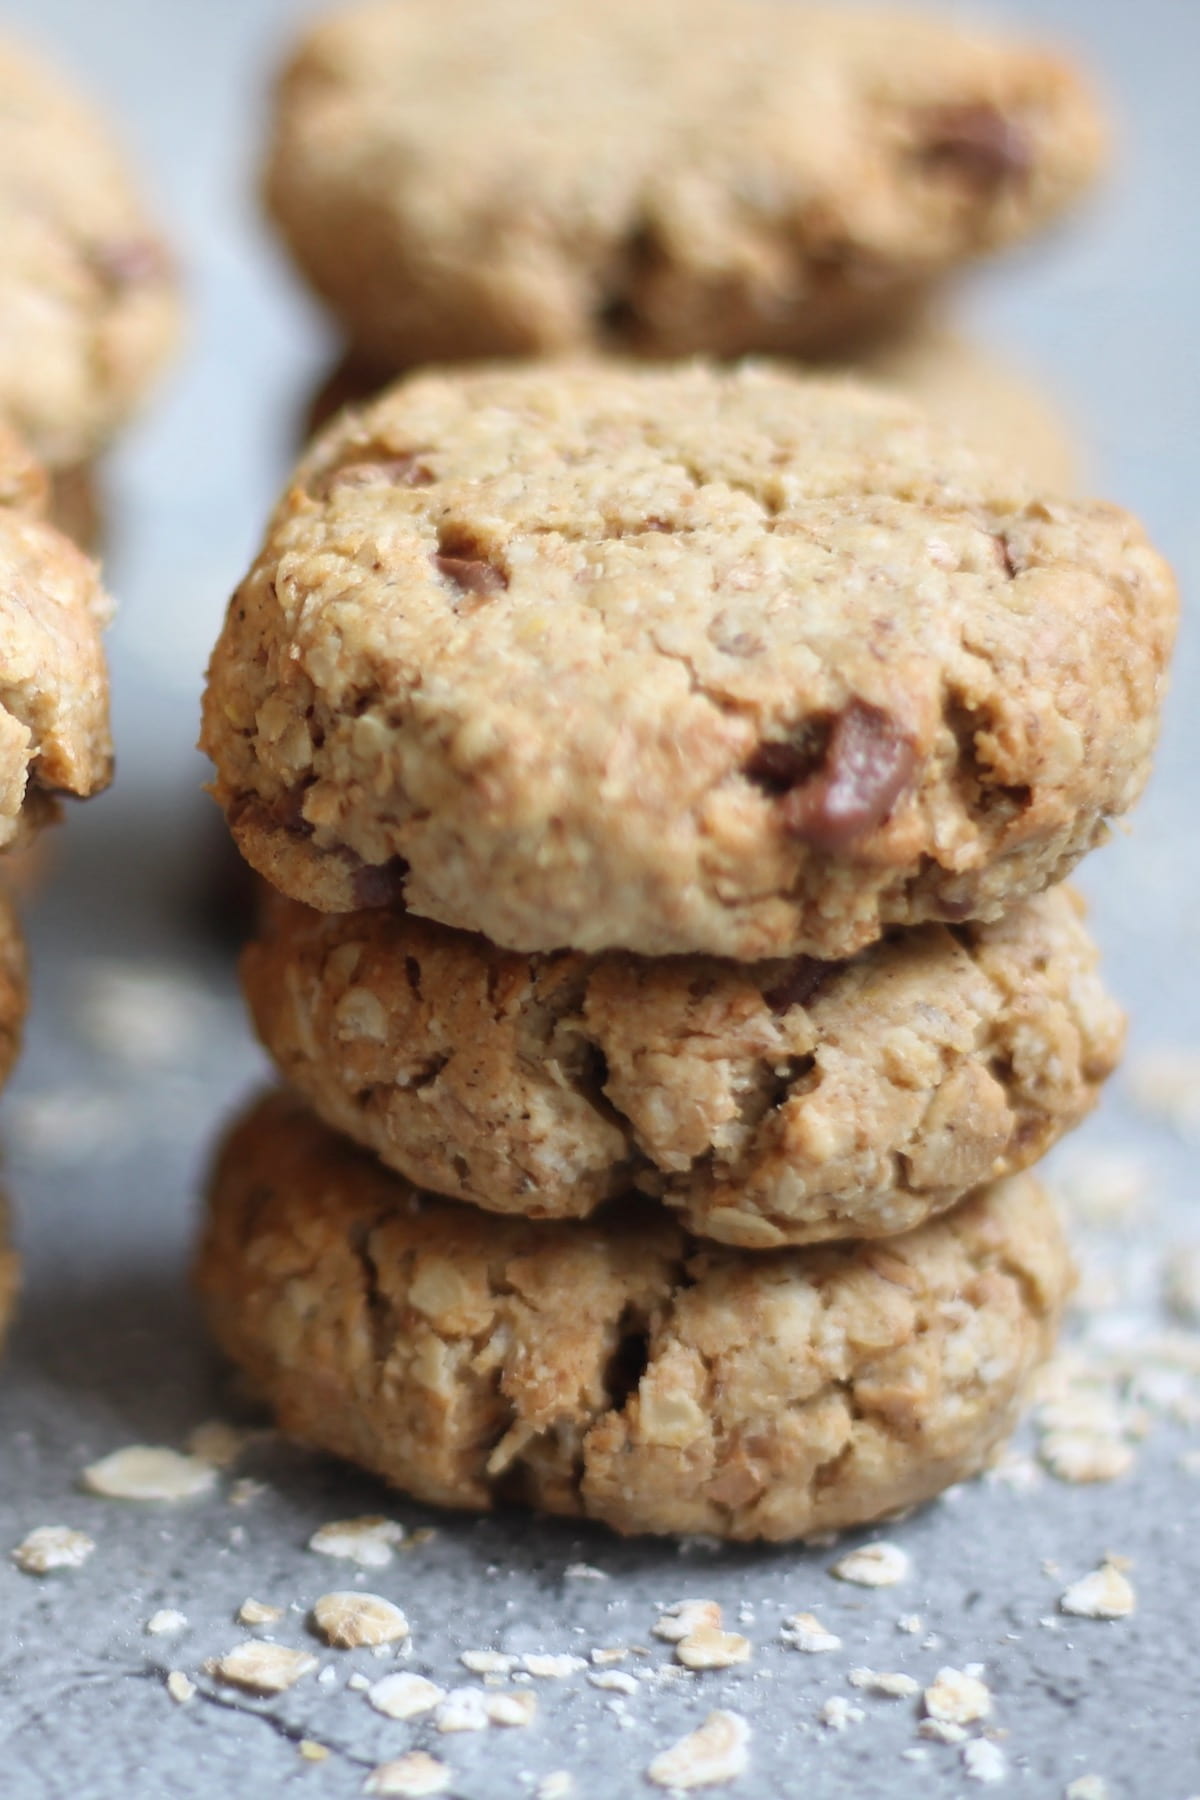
[197, 1090, 1072, 1541]
[264, 0, 1104, 366]
[0, 1191, 17, 1353]
[0, 33, 180, 469]
[0, 888, 28, 1091]
[202, 362, 1175, 960]
[243, 886, 1121, 1249]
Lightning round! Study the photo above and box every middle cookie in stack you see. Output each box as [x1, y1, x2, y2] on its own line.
[199, 361, 1176, 1540]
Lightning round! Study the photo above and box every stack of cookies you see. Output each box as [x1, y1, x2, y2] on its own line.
[197, 358, 1175, 1540]
[0, 35, 176, 1345]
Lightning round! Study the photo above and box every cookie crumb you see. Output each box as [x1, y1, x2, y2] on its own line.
[654, 1599, 722, 1641]
[308, 1516, 404, 1567]
[820, 1696, 864, 1731]
[963, 1740, 1007, 1784]
[435, 1687, 491, 1732]
[781, 1612, 841, 1653]
[460, 1650, 515, 1675]
[146, 1609, 187, 1635]
[1059, 1564, 1136, 1620]
[919, 1719, 968, 1744]
[12, 1525, 95, 1574]
[299, 1741, 328, 1763]
[1039, 1431, 1134, 1485]
[831, 1542, 910, 1587]
[364, 1752, 451, 1797]
[313, 1591, 410, 1648]
[520, 1653, 586, 1679]
[237, 1597, 282, 1627]
[486, 1689, 538, 1726]
[647, 1710, 750, 1789]
[590, 1670, 639, 1695]
[368, 1672, 445, 1720]
[187, 1420, 252, 1469]
[924, 1667, 992, 1725]
[81, 1446, 217, 1502]
[208, 1641, 318, 1694]
[166, 1671, 195, 1705]
[848, 1668, 919, 1698]
[676, 1626, 751, 1671]
[896, 1614, 923, 1635]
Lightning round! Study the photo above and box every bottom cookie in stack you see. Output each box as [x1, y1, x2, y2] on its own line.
[196, 1090, 1073, 1543]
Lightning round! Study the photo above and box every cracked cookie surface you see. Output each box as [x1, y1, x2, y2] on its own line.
[202, 362, 1176, 960]
[197, 1090, 1072, 1541]
[264, 0, 1104, 366]
[0, 34, 180, 469]
[243, 886, 1121, 1249]
[0, 430, 113, 846]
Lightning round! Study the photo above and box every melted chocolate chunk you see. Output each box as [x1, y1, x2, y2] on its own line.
[433, 553, 508, 598]
[351, 855, 410, 909]
[89, 236, 170, 289]
[758, 702, 916, 852]
[762, 958, 835, 1015]
[307, 451, 434, 501]
[919, 103, 1034, 187]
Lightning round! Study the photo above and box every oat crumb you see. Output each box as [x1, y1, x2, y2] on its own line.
[187, 1420, 252, 1469]
[919, 1719, 968, 1744]
[1039, 1431, 1134, 1485]
[520, 1653, 586, 1679]
[820, 1696, 864, 1732]
[460, 1649, 516, 1675]
[924, 1667, 992, 1726]
[368, 1673, 445, 1720]
[591, 1646, 631, 1666]
[486, 1689, 538, 1726]
[1065, 1780, 1109, 1800]
[230, 1478, 267, 1508]
[435, 1687, 491, 1732]
[963, 1740, 1007, 1784]
[654, 1599, 722, 1642]
[208, 1641, 318, 1694]
[830, 1542, 910, 1588]
[564, 1562, 607, 1581]
[313, 1591, 410, 1649]
[299, 1741, 329, 1764]
[12, 1525, 95, 1574]
[308, 1516, 405, 1568]
[896, 1614, 923, 1635]
[166, 1670, 195, 1705]
[647, 1710, 750, 1789]
[537, 1776, 575, 1800]
[237, 1597, 283, 1627]
[1060, 1564, 1136, 1620]
[780, 1612, 841, 1653]
[589, 1670, 639, 1694]
[848, 1667, 919, 1698]
[676, 1625, 751, 1671]
[81, 1446, 217, 1503]
[364, 1752, 451, 1796]
[146, 1609, 188, 1636]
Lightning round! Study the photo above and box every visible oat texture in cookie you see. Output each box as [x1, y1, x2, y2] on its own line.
[197, 1091, 1072, 1541]
[264, 0, 1104, 366]
[202, 363, 1176, 960]
[0, 431, 113, 846]
[243, 886, 1121, 1249]
[0, 34, 180, 469]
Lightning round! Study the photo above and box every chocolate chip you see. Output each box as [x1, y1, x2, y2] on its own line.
[743, 730, 827, 798]
[993, 533, 1018, 577]
[307, 452, 434, 501]
[762, 958, 834, 1015]
[757, 702, 915, 852]
[433, 554, 508, 598]
[918, 103, 1033, 186]
[89, 236, 170, 288]
[351, 855, 410, 909]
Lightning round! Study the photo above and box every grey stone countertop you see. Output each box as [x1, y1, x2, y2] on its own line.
[1, 1, 1198, 1795]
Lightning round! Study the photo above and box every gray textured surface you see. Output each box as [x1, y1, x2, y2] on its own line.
[1, 2, 1199, 1796]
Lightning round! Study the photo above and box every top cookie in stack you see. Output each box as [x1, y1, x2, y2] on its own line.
[203, 361, 1175, 963]
[263, 0, 1105, 366]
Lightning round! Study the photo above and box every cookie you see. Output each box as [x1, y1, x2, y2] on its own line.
[0, 887, 28, 1091]
[0, 431, 114, 848]
[304, 324, 1077, 492]
[0, 34, 180, 470]
[202, 362, 1176, 961]
[263, 0, 1104, 367]
[243, 886, 1121, 1249]
[0, 1191, 17, 1354]
[197, 1091, 1072, 1541]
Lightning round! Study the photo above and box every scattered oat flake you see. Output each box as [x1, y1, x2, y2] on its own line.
[364, 1753, 451, 1797]
[538, 1777, 574, 1800]
[1065, 1780, 1109, 1800]
[166, 1671, 195, 1705]
[1039, 1431, 1134, 1484]
[238, 1597, 282, 1627]
[676, 1626, 751, 1671]
[896, 1614, 923, 1636]
[486, 1689, 538, 1726]
[520, 1653, 585, 1679]
[590, 1670, 639, 1695]
[831, 1542, 910, 1587]
[564, 1562, 607, 1580]
[230, 1478, 267, 1508]
[12, 1525, 95, 1574]
[82, 1446, 217, 1502]
[209, 1641, 318, 1694]
[313, 1591, 410, 1649]
[299, 1741, 329, 1763]
[187, 1419, 252, 1469]
[591, 1646, 631, 1666]
[963, 1741, 1007, 1784]
[368, 1673, 446, 1720]
[780, 1612, 841, 1653]
[924, 1667, 992, 1726]
[848, 1668, 919, 1699]
[436, 1687, 491, 1732]
[820, 1697, 864, 1732]
[647, 1710, 750, 1790]
[1060, 1564, 1136, 1620]
[919, 1719, 968, 1745]
[309, 1516, 405, 1568]
[147, 1609, 188, 1636]
[460, 1649, 515, 1675]
[654, 1599, 722, 1641]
